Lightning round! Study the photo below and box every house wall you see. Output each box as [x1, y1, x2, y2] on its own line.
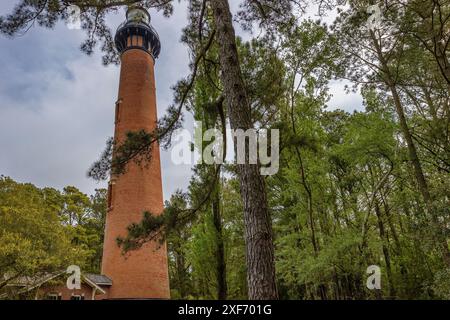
[37, 283, 97, 300]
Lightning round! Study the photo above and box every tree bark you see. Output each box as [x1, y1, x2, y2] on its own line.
[212, 183, 228, 300]
[375, 200, 396, 298]
[210, 0, 278, 299]
[370, 31, 450, 267]
[389, 73, 450, 266]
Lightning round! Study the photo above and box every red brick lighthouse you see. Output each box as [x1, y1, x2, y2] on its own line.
[100, 6, 170, 299]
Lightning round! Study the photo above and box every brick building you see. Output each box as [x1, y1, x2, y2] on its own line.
[100, 5, 170, 300]
[2, 272, 111, 300]
[4, 6, 170, 300]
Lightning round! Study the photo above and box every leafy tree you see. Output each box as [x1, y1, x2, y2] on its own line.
[2, 0, 449, 300]
[0, 176, 87, 298]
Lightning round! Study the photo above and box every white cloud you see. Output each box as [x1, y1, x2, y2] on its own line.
[0, 1, 192, 201]
[0, 1, 363, 201]
[327, 80, 364, 113]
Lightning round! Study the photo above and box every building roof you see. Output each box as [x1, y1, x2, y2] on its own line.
[1, 272, 112, 298]
[84, 274, 112, 286]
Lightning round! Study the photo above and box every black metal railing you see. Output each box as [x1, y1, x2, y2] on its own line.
[115, 20, 161, 58]
[116, 20, 160, 43]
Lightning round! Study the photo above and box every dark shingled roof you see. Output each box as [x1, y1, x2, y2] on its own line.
[85, 274, 112, 286]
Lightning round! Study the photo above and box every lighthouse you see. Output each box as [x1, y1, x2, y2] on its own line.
[100, 6, 170, 299]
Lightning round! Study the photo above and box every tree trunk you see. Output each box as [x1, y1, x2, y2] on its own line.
[210, 0, 278, 299]
[389, 79, 450, 266]
[175, 249, 187, 298]
[370, 31, 450, 267]
[212, 183, 227, 300]
[375, 201, 396, 298]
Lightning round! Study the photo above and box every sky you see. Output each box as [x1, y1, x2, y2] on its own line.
[0, 1, 362, 201]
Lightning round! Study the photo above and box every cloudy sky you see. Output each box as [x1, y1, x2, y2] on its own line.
[0, 1, 362, 201]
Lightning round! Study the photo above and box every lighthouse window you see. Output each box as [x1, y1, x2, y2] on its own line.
[125, 36, 145, 48]
[115, 99, 122, 123]
[127, 8, 149, 24]
[137, 36, 143, 46]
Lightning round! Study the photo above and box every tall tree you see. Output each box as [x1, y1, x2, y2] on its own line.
[0, 177, 89, 298]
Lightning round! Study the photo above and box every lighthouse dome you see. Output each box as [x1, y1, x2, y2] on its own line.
[114, 6, 161, 59]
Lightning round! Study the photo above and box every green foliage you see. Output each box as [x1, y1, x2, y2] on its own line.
[158, 2, 450, 299]
[431, 268, 450, 299]
[1, 0, 449, 300]
[0, 177, 106, 298]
